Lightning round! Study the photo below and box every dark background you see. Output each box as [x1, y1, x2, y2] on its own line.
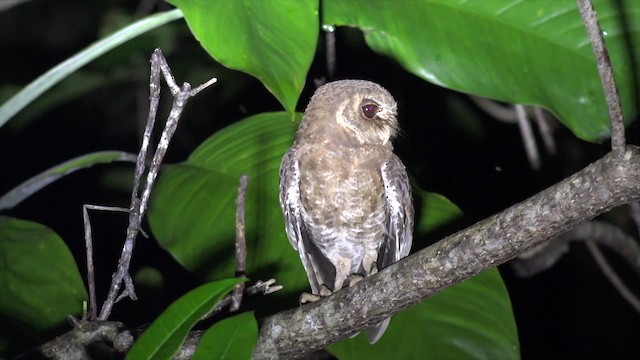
[1, 1, 639, 359]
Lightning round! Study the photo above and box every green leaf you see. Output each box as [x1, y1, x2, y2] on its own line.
[0, 217, 87, 332]
[328, 269, 519, 359]
[149, 112, 310, 294]
[323, 0, 639, 142]
[2, 71, 112, 132]
[168, 0, 319, 114]
[126, 278, 243, 360]
[417, 191, 463, 234]
[0, 151, 137, 211]
[193, 311, 258, 360]
[0, 9, 184, 128]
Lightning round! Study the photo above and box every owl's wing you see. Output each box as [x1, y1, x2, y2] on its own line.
[279, 148, 331, 293]
[279, 148, 303, 251]
[378, 154, 414, 269]
[367, 154, 414, 344]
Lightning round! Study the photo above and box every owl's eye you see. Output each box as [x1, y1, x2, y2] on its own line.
[361, 103, 379, 119]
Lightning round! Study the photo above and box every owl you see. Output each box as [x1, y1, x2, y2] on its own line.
[279, 79, 414, 343]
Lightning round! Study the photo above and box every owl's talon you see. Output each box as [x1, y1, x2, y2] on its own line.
[345, 274, 365, 287]
[319, 284, 332, 297]
[299, 292, 321, 304]
[299, 284, 333, 304]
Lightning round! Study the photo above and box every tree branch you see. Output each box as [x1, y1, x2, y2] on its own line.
[253, 145, 640, 359]
[577, 0, 626, 156]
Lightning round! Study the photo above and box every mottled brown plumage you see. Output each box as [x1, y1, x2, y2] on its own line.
[279, 80, 414, 343]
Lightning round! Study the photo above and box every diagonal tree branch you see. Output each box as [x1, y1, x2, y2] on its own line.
[253, 145, 640, 359]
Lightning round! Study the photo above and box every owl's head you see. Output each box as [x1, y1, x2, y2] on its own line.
[304, 80, 399, 146]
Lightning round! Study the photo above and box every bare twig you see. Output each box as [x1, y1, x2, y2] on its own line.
[512, 239, 569, 276]
[577, 0, 626, 156]
[468, 95, 517, 123]
[221, 280, 282, 313]
[532, 107, 556, 155]
[82, 205, 129, 321]
[586, 241, 640, 313]
[231, 175, 249, 312]
[97, 49, 217, 320]
[513, 219, 640, 313]
[515, 104, 541, 169]
[201, 279, 282, 321]
[470, 97, 544, 169]
[512, 220, 640, 279]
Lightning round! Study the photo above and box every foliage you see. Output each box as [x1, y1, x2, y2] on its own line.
[168, 0, 318, 115]
[1, 0, 638, 358]
[324, 0, 639, 141]
[193, 311, 258, 360]
[126, 278, 244, 360]
[0, 217, 87, 352]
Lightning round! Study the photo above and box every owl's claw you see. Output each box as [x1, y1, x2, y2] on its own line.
[345, 274, 365, 287]
[299, 284, 332, 304]
[299, 292, 320, 304]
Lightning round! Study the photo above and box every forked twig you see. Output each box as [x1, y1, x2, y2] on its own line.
[97, 48, 217, 320]
[83, 204, 129, 321]
[202, 279, 283, 321]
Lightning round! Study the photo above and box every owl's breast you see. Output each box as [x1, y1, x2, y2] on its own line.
[297, 143, 390, 246]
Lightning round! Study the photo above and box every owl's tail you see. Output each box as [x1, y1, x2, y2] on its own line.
[366, 318, 391, 344]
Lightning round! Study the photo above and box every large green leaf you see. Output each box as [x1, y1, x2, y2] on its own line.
[125, 278, 243, 360]
[148, 112, 307, 294]
[193, 311, 258, 360]
[0, 217, 87, 333]
[324, 0, 639, 142]
[168, 0, 319, 114]
[149, 112, 518, 356]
